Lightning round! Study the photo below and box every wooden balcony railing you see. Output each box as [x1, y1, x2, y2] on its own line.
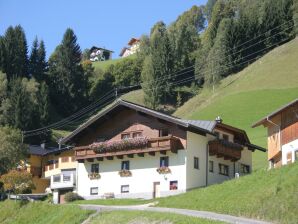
[75, 135, 183, 161]
[208, 139, 243, 162]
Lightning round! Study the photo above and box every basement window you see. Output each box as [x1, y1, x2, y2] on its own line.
[170, 181, 178, 190]
[90, 187, 98, 195]
[219, 163, 229, 176]
[121, 185, 129, 193]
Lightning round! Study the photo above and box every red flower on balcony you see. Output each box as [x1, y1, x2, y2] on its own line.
[157, 166, 171, 174]
[90, 137, 148, 153]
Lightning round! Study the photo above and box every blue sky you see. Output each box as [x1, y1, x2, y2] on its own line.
[0, 0, 206, 58]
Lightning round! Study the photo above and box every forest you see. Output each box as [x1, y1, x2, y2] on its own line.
[0, 0, 297, 174]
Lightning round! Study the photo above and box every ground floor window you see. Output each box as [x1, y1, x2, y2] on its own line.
[194, 157, 199, 169]
[209, 160, 214, 172]
[240, 164, 250, 174]
[121, 185, 129, 193]
[53, 175, 61, 182]
[219, 163, 229, 176]
[90, 187, 98, 195]
[170, 181, 178, 190]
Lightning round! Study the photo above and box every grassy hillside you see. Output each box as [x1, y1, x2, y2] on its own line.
[89, 210, 224, 224]
[174, 37, 298, 170]
[92, 55, 136, 72]
[157, 162, 298, 224]
[0, 200, 92, 224]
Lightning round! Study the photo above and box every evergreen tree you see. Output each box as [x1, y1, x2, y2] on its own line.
[37, 82, 50, 126]
[48, 28, 87, 116]
[141, 21, 174, 108]
[29, 37, 39, 78]
[36, 40, 47, 82]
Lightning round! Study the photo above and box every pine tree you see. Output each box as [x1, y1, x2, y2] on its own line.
[48, 28, 87, 116]
[37, 82, 50, 126]
[29, 37, 39, 79]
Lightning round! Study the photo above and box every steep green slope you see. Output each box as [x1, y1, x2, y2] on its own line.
[92, 55, 136, 72]
[173, 37, 298, 170]
[157, 162, 298, 224]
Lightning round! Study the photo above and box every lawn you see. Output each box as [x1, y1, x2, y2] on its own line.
[72, 198, 153, 206]
[0, 200, 92, 224]
[157, 162, 298, 224]
[89, 210, 225, 224]
[92, 55, 136, 72]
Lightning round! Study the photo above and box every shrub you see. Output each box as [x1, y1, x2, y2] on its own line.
[64, 192, 83, 202]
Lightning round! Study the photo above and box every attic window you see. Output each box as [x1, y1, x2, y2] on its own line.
[159, 129, 169, 137]
[223, 134, 229, 141]
[121, 133, 130, 139]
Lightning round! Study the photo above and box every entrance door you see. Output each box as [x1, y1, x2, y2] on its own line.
[59, 189, 72, 204]
[153, 182, 160, 198]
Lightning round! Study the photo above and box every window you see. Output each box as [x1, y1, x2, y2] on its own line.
[91, 164, 99, 173]
[132, 132, 142, 138]
[214, 131, 220, 138]
[219, 163, 229, 176]
[63, 174, 71, 182]
[209, 161, 214, 173]
[53, 175, 61, 182]
[194, 157, 199, 169]
[240, 164, 250, 174]
[222, 134, 229, 141]
[90, 187, 98, 195]
[121, 185, 129, 193]
[160, 156, 169, 167]
[121, 133, 130, 139]
[170, 181, 178, 190]
[159, 129, 169, 137]
[121, 161, 130, 170]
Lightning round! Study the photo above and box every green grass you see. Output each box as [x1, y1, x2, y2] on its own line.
[72, 198, 153, 206]
[0, 200, 92, 224]
[157, 162, 298, 224]
[89, 210, 225, 224]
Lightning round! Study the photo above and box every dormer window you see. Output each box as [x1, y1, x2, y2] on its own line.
[132, 132, 142, 138]
[121, 133, 130, 139]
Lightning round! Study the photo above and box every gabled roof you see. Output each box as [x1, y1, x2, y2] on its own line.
[90, 46, 114, 53]
[28, 145, 72, 156]
[60, 99, 216, 144]
[128, 38, 139, 46]
[252, 98, 298, 128]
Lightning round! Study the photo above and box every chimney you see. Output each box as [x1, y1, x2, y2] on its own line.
[215, 116, 223, 123]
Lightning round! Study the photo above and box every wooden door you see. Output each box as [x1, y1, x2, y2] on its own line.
[153, 182, 160, 198]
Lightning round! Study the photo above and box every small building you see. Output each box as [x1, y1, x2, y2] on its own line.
[27, 144, 77, 204]
[89, 46, 113, 62]
[119, 38, 140, 58]
[252, 99, 298, 168]
[60, 99, 265, 200]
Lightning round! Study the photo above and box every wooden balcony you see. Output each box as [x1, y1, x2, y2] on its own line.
[75, 136, 183, 161]
[208, 139, 243, 162]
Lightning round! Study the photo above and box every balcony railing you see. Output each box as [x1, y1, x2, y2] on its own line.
[208, 139, 243, 162]
[75, 135, 183, 160]
[50, 173, 75, 189]
[44, 156, 76, 172]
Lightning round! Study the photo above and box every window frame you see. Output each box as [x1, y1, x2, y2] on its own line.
[219, 163, 229, 176]
[159, 129, 169, 137]
[121, 160, 130, 170]
[209, 160, 214, 173]
[121, 133, 131, 139]
[160, 156, 169, 167]
[132, 132, 142, 138]
[194, 157, 199, 170]
[91, 163, 99, 173]
[121, 185, 129, 193]
[90, 187, 98, 195]
[222, 134, 229, 141]
[169, 180, 178, 190]
[240, 163, 250, 174]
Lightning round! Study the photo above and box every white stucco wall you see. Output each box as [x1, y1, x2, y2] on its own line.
[77, 150, 187, 199]
[185, 132, 210, 189]
[282, 139, 298, 165]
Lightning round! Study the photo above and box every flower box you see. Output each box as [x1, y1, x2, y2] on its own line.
[118, 169, 132, 177]
[88, 172, 101, 180]
[157, 166, 171, 174]
[90, 137, 148, 154]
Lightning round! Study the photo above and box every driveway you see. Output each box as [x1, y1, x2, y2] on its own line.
[79, 203, 273, 224]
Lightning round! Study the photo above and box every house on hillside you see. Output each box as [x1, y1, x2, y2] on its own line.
[252, 99, 298, 168]
[26, 144, 77, 204]
[59, 99, 265, 200]
[89, 46, 113, 62]
[119, 38, 140, 58]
